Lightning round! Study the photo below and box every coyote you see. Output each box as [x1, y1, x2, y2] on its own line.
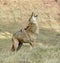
[11, 12, 39, 51]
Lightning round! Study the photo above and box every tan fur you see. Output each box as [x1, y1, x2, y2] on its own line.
[11, 12, 39, 51]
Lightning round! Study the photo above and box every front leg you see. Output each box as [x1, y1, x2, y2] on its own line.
[30, 41, 36, 49]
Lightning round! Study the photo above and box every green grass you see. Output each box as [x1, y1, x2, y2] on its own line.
[0, 27, 60, 63]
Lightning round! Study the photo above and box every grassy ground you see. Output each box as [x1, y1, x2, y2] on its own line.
[0, 27, 60, 63]
[0, 0, 60, 63]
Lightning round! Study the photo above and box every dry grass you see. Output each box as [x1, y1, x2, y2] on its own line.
[0, 28, 60, 63]
[0, 0, 60, 63]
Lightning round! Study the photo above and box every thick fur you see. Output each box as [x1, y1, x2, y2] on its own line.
[11, 12, 39, 51]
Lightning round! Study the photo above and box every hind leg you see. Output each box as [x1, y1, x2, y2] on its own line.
[11, 44, 15, 51]
[17, 41, 23, 51]
[11, 37, 19, 51]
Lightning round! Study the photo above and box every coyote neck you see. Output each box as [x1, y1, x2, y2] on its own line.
[26, 22, 39, 34]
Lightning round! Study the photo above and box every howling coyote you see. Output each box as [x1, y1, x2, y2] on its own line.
[11, 12, 39, 51]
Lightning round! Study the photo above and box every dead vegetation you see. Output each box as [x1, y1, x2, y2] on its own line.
[0, 0, 60, 63]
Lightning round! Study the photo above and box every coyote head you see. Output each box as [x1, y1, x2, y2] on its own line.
[29, 12, 38, 23]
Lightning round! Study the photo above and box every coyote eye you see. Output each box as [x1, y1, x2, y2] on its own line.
[34, 15, 38, 17]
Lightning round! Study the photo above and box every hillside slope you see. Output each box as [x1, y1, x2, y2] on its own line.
[0, 0, 60, 32]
